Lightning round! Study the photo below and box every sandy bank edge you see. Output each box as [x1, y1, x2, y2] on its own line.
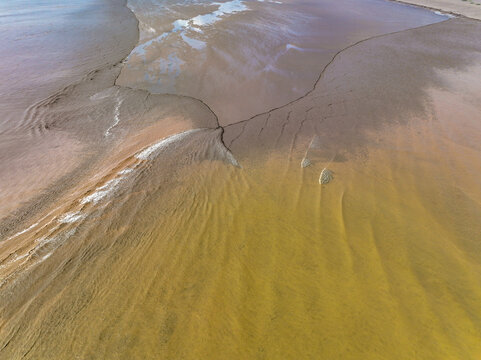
[389, 0, 481, 20]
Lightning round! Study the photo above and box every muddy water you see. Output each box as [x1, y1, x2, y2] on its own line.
[2, 0, 481, 359]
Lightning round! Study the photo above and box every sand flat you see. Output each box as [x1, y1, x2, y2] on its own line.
[394, 0, 481, 19]
[117, 0, 447, 125]
[1, 0, 481, 359]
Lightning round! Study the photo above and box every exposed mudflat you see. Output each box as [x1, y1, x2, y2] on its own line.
[1, 0, 481, 359]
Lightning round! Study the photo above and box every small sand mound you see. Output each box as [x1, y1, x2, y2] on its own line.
[319, 168, 333, 184]
[301, 157, 311, 168]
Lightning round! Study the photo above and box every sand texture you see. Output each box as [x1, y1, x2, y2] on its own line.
[1, 0, 481, 359]
[394, 0, 481, 19]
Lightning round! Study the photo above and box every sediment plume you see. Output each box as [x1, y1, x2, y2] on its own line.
[1, 0, 481, 359]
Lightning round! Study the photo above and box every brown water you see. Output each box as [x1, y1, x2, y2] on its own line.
[1, 0, 481, 359]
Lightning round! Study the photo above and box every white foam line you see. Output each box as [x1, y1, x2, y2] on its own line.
[118, 168, 134, 175]
[41, 253, 52, 261]
[285, 44, 320, 52]
[80, 130, 201, 208]
[0, 252, 29, 270]
[58, 211, 84, 224]
[105, 97, 123, 137]
[7, 221, 40, 241]
[135, 129, 202, 160]
[0, 230, 73, 286]
[35, 236, 50, 246]
[80, 177, 123, 205]
[12, 252, 29, 263]
[34, 229, 76, 266]
[0, 227, 74, 284]
[433, 10, 455, 18]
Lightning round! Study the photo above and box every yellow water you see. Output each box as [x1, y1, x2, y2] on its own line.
[2, 108, 481, 359]
[1, 5, 481, 358]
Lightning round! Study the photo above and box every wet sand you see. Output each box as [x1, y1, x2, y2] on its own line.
[117, 0, 446, 125]
[393, 0, 481, 19]
[2, 0, 481, 359]
[0, 0, 139, 220]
